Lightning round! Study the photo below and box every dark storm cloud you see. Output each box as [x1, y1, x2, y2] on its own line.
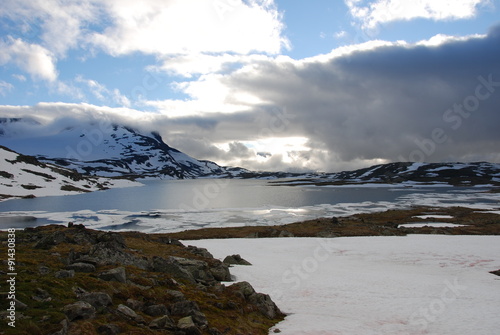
[217, 24, 500, 167]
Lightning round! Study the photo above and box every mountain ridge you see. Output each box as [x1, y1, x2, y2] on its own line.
[1, 117, 500, 188]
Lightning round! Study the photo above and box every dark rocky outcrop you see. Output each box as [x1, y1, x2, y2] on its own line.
[229, 281, 282, 319]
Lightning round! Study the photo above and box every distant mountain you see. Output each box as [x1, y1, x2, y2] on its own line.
[273, 162, 500, 187]
[0, 118, 250, 179]
[1, 117, 499, 186]
[0, 146, 139, 200]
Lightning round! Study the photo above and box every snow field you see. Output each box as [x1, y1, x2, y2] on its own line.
[189, 236, 500, 335]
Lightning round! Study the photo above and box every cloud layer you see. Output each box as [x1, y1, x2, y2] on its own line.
[346, 0, 491, 29]
[153, 26, 500, 171]
[2, 26, 500, 172]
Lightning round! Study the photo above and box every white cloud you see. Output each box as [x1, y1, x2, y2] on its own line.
[0, 81, 14, 96]
[156, 53, 272, 78]
[12, 74, 26, 82]
[75, 76, 131, 107]
[346, 0, 491, 29]
[0, 0, 99, 56]
[91, 0, 288, 56]
[0, 0, 288, 91]
[0, 38, 57, 81]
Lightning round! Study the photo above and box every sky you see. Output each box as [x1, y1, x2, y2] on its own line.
[1, 0, 500, 172]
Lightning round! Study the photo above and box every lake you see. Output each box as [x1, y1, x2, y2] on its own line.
[0, 179, 498, 232]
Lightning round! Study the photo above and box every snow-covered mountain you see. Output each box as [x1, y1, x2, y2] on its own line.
[276, 161, 500, 187]
[1, 117, 500, 185]
[0, 117, 249, 179]
[0, 146, 139, 200]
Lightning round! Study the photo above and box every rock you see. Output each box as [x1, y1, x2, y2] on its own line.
[143, 304, 167, 317]
[229, 281, 281, 319]
[170, 300, 200, 316]
[116, 304, 144, 323]
[149, 315, 176, 330]
[490, 269, 500, 276]
[97, 324, 121, 335]
[177, 316, 202, 335]
[165, 289, 185, 301]
[34, 231, 68, 249]
[72, 286, 87, 297]
[66, 262, 96, 273]
[230, 281, 255, 298]
[210, 263, 232, 282]
[80, 292, 113, 308]
[55, 270, 75, 278]
[191, 310, 209, 328]
[32, 288, 51, 302]
[223, 254, 252, 266]
[96, 232, 126, 249]
[248, 292, 280, 319]
[72, 231, 97, 245]
[126, 298, 144, 311]
[88, 243, 148, 269]
[186, 245, 214, 258]
[150, 256, 196, 283]
[98, 267, 126, 283]
[63, 301, 96, 321]
[171, 257, 214, 283]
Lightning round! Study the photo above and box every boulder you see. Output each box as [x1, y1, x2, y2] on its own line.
[88, 243, 148, 269]
[126, 298, 144, 311]
[63, 301, 96, 321]
[170, 300, 200, 316]
[229, 281, 281, 319]
[223, 254, 252, 266]
[170, 257, 215, 284]
[143, 304, 167, 317]
[116, 304, 145, 323]
[149, 315, 176, 330]
[32, 288, 51, 302]
[165, 289, 185, 301]
[248, 292, 281, 319]
[34, 231, 68, 249]
[177, 316, 202, 335]
[80, 292, 113, 308]
[150, 256, 196, 283]
[98, 267, 126, 283]
[186, 245, 213, 258]
[210, 263, 232, 281]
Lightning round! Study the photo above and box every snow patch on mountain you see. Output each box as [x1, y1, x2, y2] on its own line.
[0, 146, 139, 200]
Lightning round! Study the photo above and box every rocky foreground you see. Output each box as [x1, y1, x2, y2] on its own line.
[1, 206, 499, 334]
[0, 225, 283, 335]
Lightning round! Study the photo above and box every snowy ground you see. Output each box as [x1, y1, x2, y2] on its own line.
[189, 236, 500, 335]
